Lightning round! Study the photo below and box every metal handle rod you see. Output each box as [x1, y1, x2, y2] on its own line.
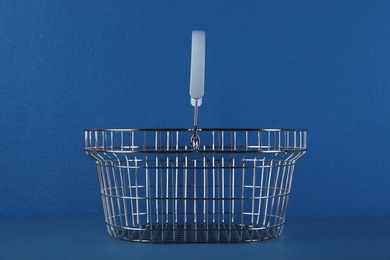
[191, 98, 200, 150]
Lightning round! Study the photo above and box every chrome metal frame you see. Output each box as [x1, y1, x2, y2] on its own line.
[85, 128, 306, 243]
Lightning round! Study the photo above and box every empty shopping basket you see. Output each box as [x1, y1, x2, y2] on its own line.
[84, 31, 307, 243]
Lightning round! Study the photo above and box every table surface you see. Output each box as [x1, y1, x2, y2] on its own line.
[1, 217, 389, 260]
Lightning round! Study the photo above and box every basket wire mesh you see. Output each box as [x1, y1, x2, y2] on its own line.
[84, 30, 306, 243]
[84, 128, 306, 243]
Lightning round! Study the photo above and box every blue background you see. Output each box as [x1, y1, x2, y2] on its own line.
[1, 0, 389, 218]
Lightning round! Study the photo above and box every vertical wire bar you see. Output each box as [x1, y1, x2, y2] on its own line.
[294, 131, 297, 149]
[106, 161, 117, 228]
[256, 158, 265, 225]
[111, 158, 124, 228]
[203, 154, 208, 242]
[221, 131, 224, 151]
[110, 131, 113, 149]
[216, 131, 221, 236]
[221, 157, 225, 223]
[103, 163, 115, 231]
[90, 130, 94, 148]
[155, 131, 158, 151]
[176, 131, 179, 150]
[284, 130, 287, 150]
[262, 159, 273, 226]
[155, 156, 159, 224]
[134, 156, 140, 225]
[231, 158, 235, 223]
[165, 155, 173, 224]
[84, 131, 88, 149]
[258, 131, 261, 150]
[279, 153, 294, 222]
[184, 156, 188, 242]
[245, 131, 248, 150]
[143, 131, 146, 152]
[131, 131, 135, 151]
[173, 131, 178, 227]
[268, 131, 271, 150]
[174, 156, 179, 242]
[103, 131, 106, 150]
[167, 131, 170, 150]
[275, 159, 287, 226]
[96, 164, 110, 226]
[160, 156, 165, 240]
[194, 160, 197, 225]
[282, 163, 295, 222]
[194, 160, 197, 242]
[184, 156, 188, 225]
[228, 156, 233, 242]
[145, 159, 150, 225]
[120, 131, 123, 151]
[234, 131, 237, 150]
[279, 164, 289, 222]
[279, 162, 289, 221]
[228, 156, 232, 242]
[212, 131, 215, 150]
[116, 153, 129, 227]
[250, 158, 257, 226]
[99, 168, 110, 231]
[125, 155, 135, 227]
[212, 156, 216, 223]
[203, 156, 206, 223]
[94, 131, 98, 149]
[166, 157, 169, 224]
[287, 131, 290, 150]
[174, 156, 179, 224]
[217, 154, 221, 241]
[84, 130, 88, 148]
[120, 154, 129, 227]
[286, 162, 296, 197]
[240, 157, 245, 227]
[299, 131, 302, 149]
[275, 131, 278, 150]
[161, 156, 166, 241]
[268, 158, 281, 227]
[231, 133, 235, 238]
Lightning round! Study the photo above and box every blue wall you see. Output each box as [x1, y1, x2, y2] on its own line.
[1, 0, 390, 218]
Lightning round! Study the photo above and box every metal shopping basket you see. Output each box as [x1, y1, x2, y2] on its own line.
[84, 31, 307, 243]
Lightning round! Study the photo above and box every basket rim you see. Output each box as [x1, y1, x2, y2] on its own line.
[84, 128, 307, 132]
[84, 128, 307, 154]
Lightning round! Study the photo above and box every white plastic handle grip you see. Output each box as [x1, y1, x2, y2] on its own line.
[190, 30, 205, 107]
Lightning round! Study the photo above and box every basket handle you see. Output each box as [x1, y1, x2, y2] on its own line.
[189, 30, 205, 150]
[190, 30, 205, 107]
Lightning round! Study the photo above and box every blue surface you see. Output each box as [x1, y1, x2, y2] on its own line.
[1, 218, 390, 259]
[1, 0, 390, 218]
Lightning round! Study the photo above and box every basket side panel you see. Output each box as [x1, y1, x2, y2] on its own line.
[88, 150, 303, 242]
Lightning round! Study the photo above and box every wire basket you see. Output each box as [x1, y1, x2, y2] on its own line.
[84, 30, 307, 242]
[84, 128, 306, 243]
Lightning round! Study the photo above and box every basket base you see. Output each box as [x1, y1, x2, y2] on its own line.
[108, 224, 281, 243]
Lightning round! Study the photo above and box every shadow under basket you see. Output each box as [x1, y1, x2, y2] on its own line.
[84, 128, 306, 243]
